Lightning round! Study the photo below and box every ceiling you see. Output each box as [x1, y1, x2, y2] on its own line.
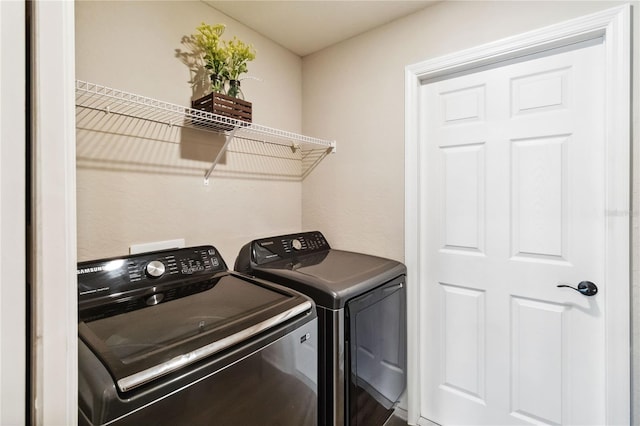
[205, 1, 437, 57]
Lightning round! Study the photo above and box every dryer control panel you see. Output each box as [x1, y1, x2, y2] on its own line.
[251, 231, 330, 265]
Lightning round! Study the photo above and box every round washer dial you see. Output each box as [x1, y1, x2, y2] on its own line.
[291, 239, 303, 251]
[145, 260, 166, 278]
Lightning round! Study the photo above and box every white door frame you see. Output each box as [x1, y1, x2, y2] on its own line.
[1, 1, 26, 424]
[404, 5, 631, 425]
[31, 1, 78, 424]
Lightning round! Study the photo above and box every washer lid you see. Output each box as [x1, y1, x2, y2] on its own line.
[79, 273, 312, 392]
[251, 249, 406, 309]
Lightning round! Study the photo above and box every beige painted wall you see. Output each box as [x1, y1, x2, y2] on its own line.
[75, 1, 304, 263]
[301, 0, 639, 421]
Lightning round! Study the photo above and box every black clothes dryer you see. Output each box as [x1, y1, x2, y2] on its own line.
[235, 231, 407, 426]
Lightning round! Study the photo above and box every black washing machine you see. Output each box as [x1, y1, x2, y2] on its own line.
[235, 231, 407, 426]
[78, 245, 318, 426]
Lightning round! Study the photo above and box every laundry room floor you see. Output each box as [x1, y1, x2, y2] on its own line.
[384, 415, 440, 426]
[384, 415, 408, 426]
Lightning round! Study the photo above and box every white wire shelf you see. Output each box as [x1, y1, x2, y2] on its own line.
[75, 80, 336, 182]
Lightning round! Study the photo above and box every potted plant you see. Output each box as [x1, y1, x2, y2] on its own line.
[190, 23, 256, 129]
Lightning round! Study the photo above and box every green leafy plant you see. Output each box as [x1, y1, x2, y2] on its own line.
[192, 23, 228, 92]
[225, 37, 256, 98]
[192, 23, 257, 98]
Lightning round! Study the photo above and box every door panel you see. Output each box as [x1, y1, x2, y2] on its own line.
[510, 297, 565, 425]
[511, 135, 567, 261]
[441, 143, 485, 253]
[440, 283, 486, 402]
[420, 41, 605, 425]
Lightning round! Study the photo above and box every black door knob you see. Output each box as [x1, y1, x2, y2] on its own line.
[557, 281, 598, 296]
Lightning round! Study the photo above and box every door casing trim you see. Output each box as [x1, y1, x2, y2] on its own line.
[404, 4, 631, 424]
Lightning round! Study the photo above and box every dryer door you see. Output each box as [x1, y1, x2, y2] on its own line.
[346, 275, 407, 426]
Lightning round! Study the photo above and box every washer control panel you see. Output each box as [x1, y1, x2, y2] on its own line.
[78, 245, 226, 317]
[252, 231, 330, 265]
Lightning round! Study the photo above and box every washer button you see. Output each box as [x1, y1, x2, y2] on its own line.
[146, 293, 165, 306]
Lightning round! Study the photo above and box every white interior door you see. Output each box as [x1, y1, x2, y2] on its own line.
[419, 40, 612, 425]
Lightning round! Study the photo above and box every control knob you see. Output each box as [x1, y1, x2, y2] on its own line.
[145, 260, 165, 278]
[291, 239, 303, 251]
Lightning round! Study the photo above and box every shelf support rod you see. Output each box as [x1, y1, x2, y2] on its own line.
[204, 127, 239, 185]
